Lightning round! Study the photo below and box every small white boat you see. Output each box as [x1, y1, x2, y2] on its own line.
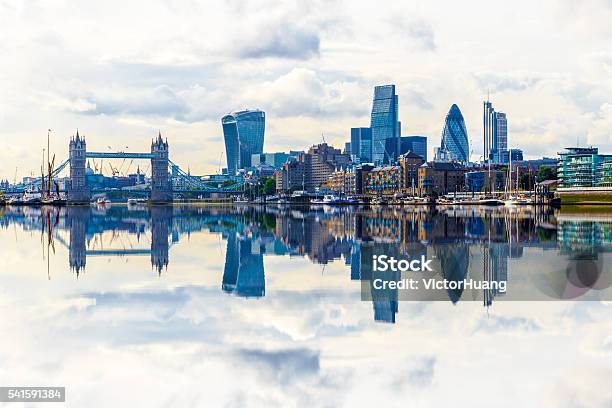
[371, 197, 388, 205]
[7, 196, 25, 205]
[478, 198, 504, 206]
[96, 197, 111, 205]
[127, 198, 147, 205]
[21, 190, 42, 205]
[233, 197, 249, 204]
[504, 196, 520, 206]
[322, 195, 341, 204]
[504, 196, 533, 206]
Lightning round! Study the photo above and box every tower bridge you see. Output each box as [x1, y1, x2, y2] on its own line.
[69, 131, 172, 202]
[7, 131, 243, 200]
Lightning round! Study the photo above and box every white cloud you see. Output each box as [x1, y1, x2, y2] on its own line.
[0, 0, 611, 178]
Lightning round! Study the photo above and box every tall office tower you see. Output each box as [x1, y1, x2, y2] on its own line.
[439, 104, 469, 163]
[350, 127, 373, 163]
[221, 109, 265, 174]
[370, 85, 400, 165]
[483, 100, 508, 163]
[483, 100, 495, 162]
[400, 135, 428, 161]
[495, 112, 508, 163]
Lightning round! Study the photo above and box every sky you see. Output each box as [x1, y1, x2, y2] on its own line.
[0, 0, 611, 179]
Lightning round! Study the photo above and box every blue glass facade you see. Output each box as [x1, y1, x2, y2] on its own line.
[483, 100, 508, 164]
[222, 110, 265, 174]
[558, 147, 612, 188]
[400, 136, 427, 161]
[251, 152, 289, 168]
[440, 104, 469, 163]
[350, 127, 372, 163]
[222, 231, 265, 297]
[370, 85, 400, 165]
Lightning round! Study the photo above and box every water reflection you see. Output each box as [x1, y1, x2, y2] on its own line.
[1, 204, 611, 323]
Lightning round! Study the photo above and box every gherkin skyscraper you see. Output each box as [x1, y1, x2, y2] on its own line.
[439, 104, 469, 163]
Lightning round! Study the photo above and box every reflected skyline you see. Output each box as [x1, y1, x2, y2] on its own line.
[1, 204, 611, 323]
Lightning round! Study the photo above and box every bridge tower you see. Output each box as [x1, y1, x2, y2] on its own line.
[150, 205, 172, 274]
[68, 130, 90, 203]
[68, 206, 90, 276]
[151, 132, 172, 202]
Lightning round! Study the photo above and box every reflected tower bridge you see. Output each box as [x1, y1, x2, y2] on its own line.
[10, 131, 243, 201]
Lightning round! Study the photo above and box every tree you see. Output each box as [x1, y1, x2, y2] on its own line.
[258, 177, 276, 196]
[537, 166, 556, 182]
[519, 173, 535, 190]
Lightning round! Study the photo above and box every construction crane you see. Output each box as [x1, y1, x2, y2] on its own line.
[118, 158, 127, 175]
[218, 152, 224, 175]
[108, 163, 119, 176]
[125, 159, 134, 175]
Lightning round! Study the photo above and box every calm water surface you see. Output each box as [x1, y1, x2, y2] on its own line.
[1, 204, 611, 407]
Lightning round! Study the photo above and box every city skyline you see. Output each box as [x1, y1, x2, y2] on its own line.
[1, 0, 611, 180]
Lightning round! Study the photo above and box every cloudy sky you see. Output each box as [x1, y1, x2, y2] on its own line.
[1, 0, 611, 178]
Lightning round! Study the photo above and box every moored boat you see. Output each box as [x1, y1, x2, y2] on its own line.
[96, 197, 111, 206]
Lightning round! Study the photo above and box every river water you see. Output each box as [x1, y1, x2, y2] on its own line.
[0, 204, 611, 407]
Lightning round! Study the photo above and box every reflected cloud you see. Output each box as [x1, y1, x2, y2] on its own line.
[1, 204, 612, 326]
[234, 348, 320, 385]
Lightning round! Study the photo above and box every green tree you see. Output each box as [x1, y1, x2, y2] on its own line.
[257, 177, 276, 196]
[519, 173, 535, 190]
[537, 166, 556, 182]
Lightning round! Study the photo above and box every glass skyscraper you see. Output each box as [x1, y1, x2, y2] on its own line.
[495, 112, 508, 163]
[350, 127, 372, 163]
[483, 100, 508, 163]
[370, 85, 400, 165]
[222, 109, 265, 174]
[400, 135, 427, 161]
[439, 104, 469, 163]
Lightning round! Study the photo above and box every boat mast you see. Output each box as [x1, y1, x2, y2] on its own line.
[47, 129, 52, 197]
[41, 148, 45, 196]
[508, 148, 512, 196]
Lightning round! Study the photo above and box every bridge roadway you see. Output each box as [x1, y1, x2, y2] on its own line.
[86, 152, 154, 159]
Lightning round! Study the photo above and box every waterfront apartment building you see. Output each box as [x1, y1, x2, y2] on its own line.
[400, 136, 427, 161]
[370, 85, 400, 165]
[325, 168, 357, 195]
[483, 100, 508, 164]
[222, 109, 265, 174]
[418, 161, 467, 196]
[398, 151, 425, 195]
[557, 147, 612, 188]
[437, 104, 469, 163]
[363, 166, 402, 196]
